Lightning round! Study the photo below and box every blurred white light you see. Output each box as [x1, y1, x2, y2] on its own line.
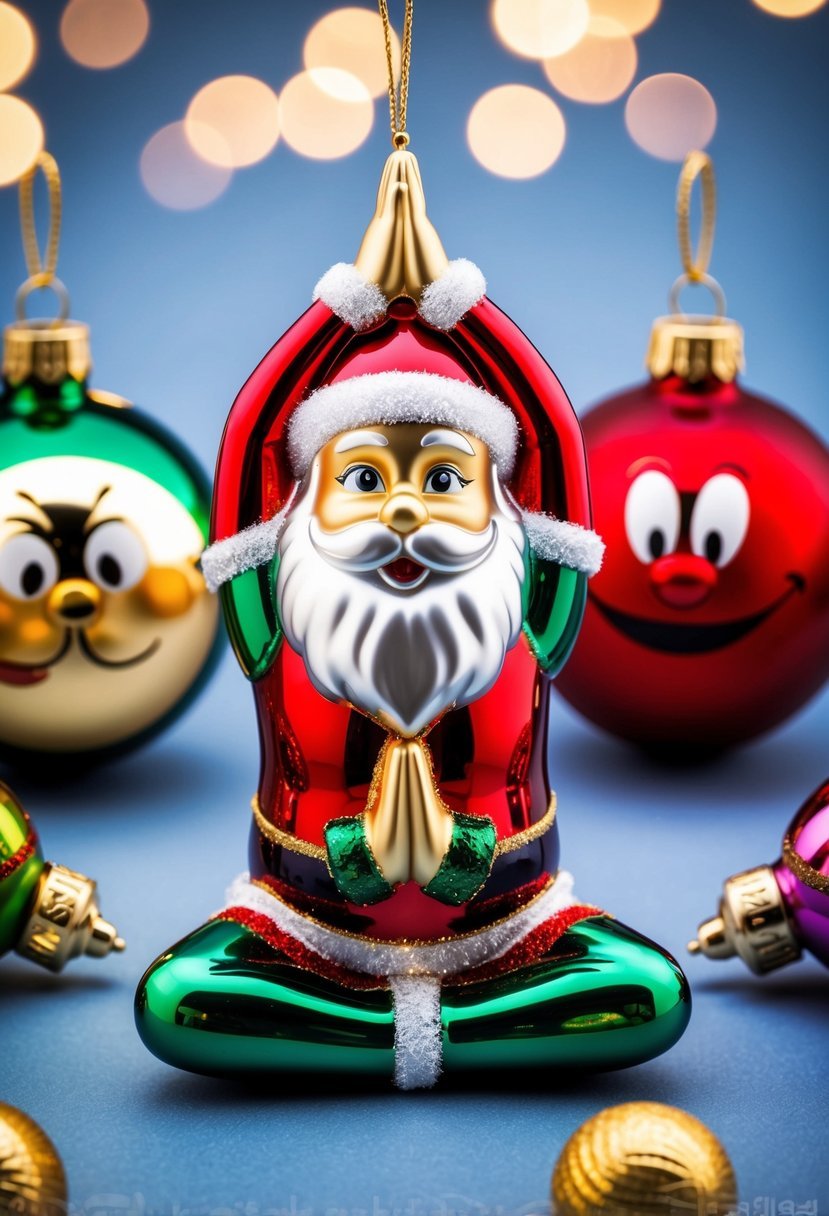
[0, 2, 36, 92]
[279, 70, 373, 160]
[0, 95, 44, 188]
[492, 0, 590, 59]
[467, 85, 566, 179]
[625, 74, 717, 161]
[304, 8, 401, 99]
[543, 16, 637, 104]
[185, 76, 280, 169]
[60, 0, 149, 69]
[140, 121, 232, 211]
[752, 0, 826, 13]
[587, 0, 661, 34]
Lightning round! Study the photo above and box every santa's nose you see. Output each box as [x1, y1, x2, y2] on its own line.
[379, 490, 429, 535]
[46, 579, 102, 627]
[649, 554, 718, 609]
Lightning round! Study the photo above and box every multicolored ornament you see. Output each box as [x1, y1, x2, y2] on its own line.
[0, 780, 123, 971]
[136, 6, 689, 1089]
[0, 1103, 67, 1216]
[690, 777, 829, 974]
[552, 1101, 737, 1215]
[556, 152, 829, 752]
[0, 153, 220, 762]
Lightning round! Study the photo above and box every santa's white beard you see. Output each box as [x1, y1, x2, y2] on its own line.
[276, 468, 526, 737]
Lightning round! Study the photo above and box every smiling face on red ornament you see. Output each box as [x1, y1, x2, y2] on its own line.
[555, 370, 829, 752]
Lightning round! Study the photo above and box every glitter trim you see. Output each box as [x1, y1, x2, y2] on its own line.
[250, 793, 557, 863]
[0, 832, 36, 882]
[782, 834, 829, 894]
[220, 869, 575, 971]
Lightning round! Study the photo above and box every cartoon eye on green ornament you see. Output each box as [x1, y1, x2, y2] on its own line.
[0, 153, 221, 763]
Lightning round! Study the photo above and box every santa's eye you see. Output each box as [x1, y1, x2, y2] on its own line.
[0, 533, 59, 601]
[624, 470, 681, 564]
[423, 466, 470, 494]
[84, 521, 148, 591]
[690, 473, 750, 568]
[338, 465, 386, 493]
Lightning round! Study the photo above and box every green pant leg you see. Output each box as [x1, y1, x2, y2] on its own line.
[135, 919, 395, 1079]
[441, 916, 691, 1073]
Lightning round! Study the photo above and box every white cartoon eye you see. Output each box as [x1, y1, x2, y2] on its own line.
[423, 466, 469, 494]
[690, 473, 750, 567]
[624, 470, 681, 564]
[84, 521, 148, 591]
[338, 465, 386, 493]
[0, 533, 60, 601]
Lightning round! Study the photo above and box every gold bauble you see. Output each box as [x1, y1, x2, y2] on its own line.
[552, 1101, 737, 1215]
[0, 1104, 67, 1215]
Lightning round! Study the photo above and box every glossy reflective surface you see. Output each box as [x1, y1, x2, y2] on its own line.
[135, 915, 690, 1079]
[0, 380, 221, 758]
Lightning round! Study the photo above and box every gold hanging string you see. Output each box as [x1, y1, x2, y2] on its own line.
[378, 0, 413, 149]
[676, 150, 716, 283]
[19, 151, 62, 287]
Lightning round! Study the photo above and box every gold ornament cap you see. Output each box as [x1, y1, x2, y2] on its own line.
[688, 863, 801, 975]
[0, 1103, 68, 1216]
[3, 316, 92, 387]
[552, 1101, 738, 1215]
[16, 862, 125, 973]
[646, 312, 744, 385]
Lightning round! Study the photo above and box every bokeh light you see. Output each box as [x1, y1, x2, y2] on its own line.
[0, 95, 44, 188]
[185, 76, 280, 169]
[587, 0, 661, 34]
[625, 73, 717, 161]
[752, 0, 826, 14]
[304, 7, 400, 99]
[467, 85, 566, 179]
[60, 0, 149, 70]
[140, 121, 232, 211]
[279, 70, 373, 160]
[543, 16, 637, 103]
[492, 0, 590, 59]
[0, 3, 36, 92]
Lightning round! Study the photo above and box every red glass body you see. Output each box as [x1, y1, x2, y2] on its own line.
[556, 373, 829, 751]
[212, 296, 592, 938]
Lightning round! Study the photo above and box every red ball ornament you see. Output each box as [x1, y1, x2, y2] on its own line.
[556, 154, 829, 752]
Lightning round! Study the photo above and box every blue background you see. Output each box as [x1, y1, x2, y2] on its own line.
[0, 1, 827, 1212]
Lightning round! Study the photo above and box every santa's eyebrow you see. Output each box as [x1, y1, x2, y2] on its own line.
[334, 431, 389, 453]
[421, 429, 475, 455]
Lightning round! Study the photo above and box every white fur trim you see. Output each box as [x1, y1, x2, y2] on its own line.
[389, 975, 443, 1090]
[287, 370, 519, 479]
[313, 263, 387, 331]
[201, 500, 292, 592]
[221, 871, 576, 1090]
[222, 870, 575, 979]
[522, 511, 604, 576]
[418, 259, 486, 331]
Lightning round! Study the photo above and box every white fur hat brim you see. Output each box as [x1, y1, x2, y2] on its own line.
[286, 370, 519, 480]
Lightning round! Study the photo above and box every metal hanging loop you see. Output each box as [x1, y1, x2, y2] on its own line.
[676, 150, 716, 283]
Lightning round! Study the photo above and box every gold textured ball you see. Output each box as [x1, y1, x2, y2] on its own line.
[552, 1101, 737, 1215]
[0, 1103, 67, 1215]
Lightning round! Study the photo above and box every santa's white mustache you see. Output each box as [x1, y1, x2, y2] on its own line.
[308, 517, 497, 574]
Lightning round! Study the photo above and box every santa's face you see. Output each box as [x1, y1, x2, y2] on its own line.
[276, 424, 526, 736]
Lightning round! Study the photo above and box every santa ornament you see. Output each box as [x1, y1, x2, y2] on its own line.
[136, 3, 689, 1087]
[555, 152, 829, 752]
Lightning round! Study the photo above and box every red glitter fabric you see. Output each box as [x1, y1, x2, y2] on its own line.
[214, 900, 602, 991]
[0, 833, 36, 883]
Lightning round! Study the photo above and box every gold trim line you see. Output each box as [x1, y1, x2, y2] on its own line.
[250, 793, 556, 864]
